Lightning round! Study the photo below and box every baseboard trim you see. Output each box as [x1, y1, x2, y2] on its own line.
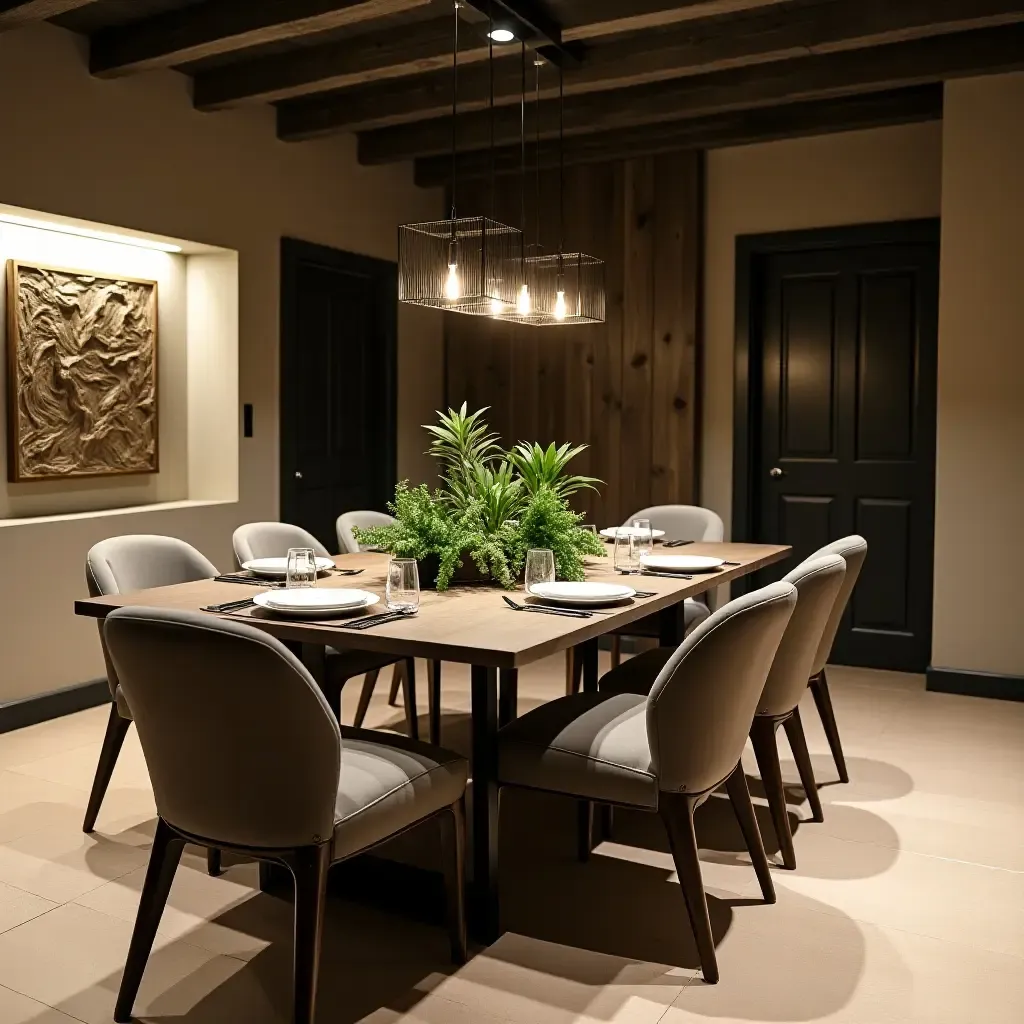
[926, 667, 1024, 703]
[0, 679, 109, 735]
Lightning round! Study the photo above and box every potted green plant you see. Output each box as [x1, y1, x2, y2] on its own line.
[356, 405, 606, 590]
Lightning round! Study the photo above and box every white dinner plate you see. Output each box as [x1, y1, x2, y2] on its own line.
[254, 589, 379, 618]
[640, 554, 725, 574]
[529, 581, 637, 606]
[242, 557, 336, 578]
[599, 527, 666, 540]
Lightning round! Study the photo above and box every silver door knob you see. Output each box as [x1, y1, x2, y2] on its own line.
[769, 467, 784, 478]
[294, 471, 303, 480]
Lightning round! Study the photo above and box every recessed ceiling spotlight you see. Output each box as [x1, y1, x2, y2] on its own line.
[488, 28, 515, 43]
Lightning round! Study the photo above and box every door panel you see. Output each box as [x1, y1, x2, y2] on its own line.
[750, 231, 938, 671]
[280, 239, 396, 552]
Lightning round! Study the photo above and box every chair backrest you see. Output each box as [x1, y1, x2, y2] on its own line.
[758, 554, 846, 717]
[336, 510, 396, 553]
[623, 505, 725, 543]
[86, 535, 219, 702]
[232, 522, 331, 566]
[808, 535, 868, 675]
[104, 607, 342, 850]
[646, 581, 796, 795]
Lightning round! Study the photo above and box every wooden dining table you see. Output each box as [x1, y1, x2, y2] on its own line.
[75, 541, 789, 941]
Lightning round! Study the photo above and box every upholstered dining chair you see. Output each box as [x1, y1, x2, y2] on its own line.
[499, 581, 797, 984]
[84, 535, 221, 877]
[337, 511, 446, 745]
[804, 535, 868, 784]
[336, 510, 395, 554]
[103, 607, 467, 1024]
[585, 505, 726, 688]
[231, 521, 417, 738]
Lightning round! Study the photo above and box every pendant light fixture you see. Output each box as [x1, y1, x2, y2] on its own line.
[398, 1, 521, 315]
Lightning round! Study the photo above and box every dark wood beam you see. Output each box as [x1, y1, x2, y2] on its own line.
[277, 0, 1024, 135]
[413, 85, 944, 185]
[194, 0, 791, 109]
[0, 0, 93, 29]
[355, 23, 1024, 163]
[90, 0, 433, 77]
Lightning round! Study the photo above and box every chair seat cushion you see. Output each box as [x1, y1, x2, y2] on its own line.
[332, 728, 467, 860]
[599, 647, 675, 697]
[498, 692, 657, 808]
[610, 598, 711, 639]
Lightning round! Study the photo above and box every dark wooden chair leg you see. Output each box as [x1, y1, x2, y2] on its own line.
[610, 634, 622, 669]
[428, 660, 442, 746]
[783, 708, 824, 822]
[83, 704, 131, 833]
[577, 801, 594, 862]
[659, 792, 719, 984]
[402, 658, 419, 740]
[439, 799, 468, 964]
[599, 804, 614, 842]
[285, 844, 331, 1024]
[750, 716, 796, 870]
[809, 669, 849, 783]
[114, 818, 185, 1023]
[724, 763, 775, 903]
[352, 668, 380, 729]
[388, 661, 403, 707]
[564, 648, 575, 695]
[207, 848, 222, 876]
[498, 669, 518, 728]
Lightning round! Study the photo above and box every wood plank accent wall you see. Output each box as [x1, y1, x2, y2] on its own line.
[443, 150, 703, 527]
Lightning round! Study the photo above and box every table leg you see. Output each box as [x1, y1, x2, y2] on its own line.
[659, 604, 685, 648]
[580, 638, 600, 693]
[470, 665, 500, 943]
[428, 660, 442, 746]
[498, 668, 518, 728]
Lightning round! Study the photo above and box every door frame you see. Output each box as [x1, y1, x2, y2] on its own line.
[731, 218, 940, 591]
[279, 237, 398, 526]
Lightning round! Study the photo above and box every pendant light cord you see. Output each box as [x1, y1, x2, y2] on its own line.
[534, 59, 541, 254]
[450, 0, 459, 227]
[488, 0, 495, 219]
[520, 40, 526, 270]
[559, 67, 565, 272]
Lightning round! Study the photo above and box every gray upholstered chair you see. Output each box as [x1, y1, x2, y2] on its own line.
[231, 521, 417, 738]
[103, 607, 467, 1024]
[336, 510, 395, 553]
[600, 554, 847, 870]
[84, 535, 221, 877]
[599, 505, 726, 680]
[804, 535, 868, 784]
[499, 581, 797, 984]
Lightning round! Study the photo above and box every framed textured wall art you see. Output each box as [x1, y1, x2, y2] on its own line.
[5, 260, 159, 482]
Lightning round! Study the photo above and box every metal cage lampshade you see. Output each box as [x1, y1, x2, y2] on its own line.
[498, 251, 606, 325]
[398, 216, 523, 315]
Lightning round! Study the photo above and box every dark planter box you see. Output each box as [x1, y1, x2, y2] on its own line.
[416, 552, 497, 590]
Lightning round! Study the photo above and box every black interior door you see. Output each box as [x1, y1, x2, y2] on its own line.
[749, 227, 938, 672]
[280, 238, 397, 552]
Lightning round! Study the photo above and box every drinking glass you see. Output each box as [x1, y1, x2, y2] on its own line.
[632, 518, 654, 562]
[525, 548, 556, 594]
[386, 558, 420, 614]
[613, 530, 638, 574]
[286, 547, 318, 588]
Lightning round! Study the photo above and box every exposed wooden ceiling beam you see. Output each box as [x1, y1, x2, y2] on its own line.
[193, 0, 792, 110]
[0, 0, 93, 29]
[354, 23, 1024, 163]
[278, 0, 1024, 136]
[90, 0, 433, 78]
[414, 86, 944, 186]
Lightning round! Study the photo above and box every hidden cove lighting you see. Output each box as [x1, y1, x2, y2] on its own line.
[0, 213, 182, 253]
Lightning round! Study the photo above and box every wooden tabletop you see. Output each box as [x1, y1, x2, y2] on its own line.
[74, 543, 790, 669]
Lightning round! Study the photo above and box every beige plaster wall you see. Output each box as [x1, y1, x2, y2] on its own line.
[0, 24, 443, 701]
[932, 74, 1024, 677]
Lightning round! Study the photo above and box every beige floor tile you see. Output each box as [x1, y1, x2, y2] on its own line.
[0, 984, 84, 1024]
[0, 706, 110, 772]
[433, 933, 689, 1024]
[76, 859, 277, 961]
[0, 901, 251, 1024]
[9, 730, 151, 795]
[0, 826, 149, 903]
[0, 881, 57, 936]
[0, 771, 90, 845]
[763, 831, 1024, 958]
[358, 993, 513, 1024]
